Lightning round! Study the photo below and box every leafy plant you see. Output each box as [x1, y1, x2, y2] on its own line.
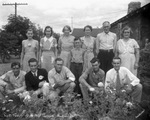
[0, 88, 141, 120]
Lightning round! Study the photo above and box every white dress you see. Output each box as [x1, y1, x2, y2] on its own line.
[40, 36, 57, 72]
[59, 35, 75, 68]
[22, 39, 38, 72]
[117, 38, 139, 76]
[81, 36, 95, 72]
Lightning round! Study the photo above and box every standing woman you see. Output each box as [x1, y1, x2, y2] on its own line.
[21, 28, 39, 72]
[81, 25, 96, 72]
[58, 25, 75, 68]
[116, 26, 140, 76]
[39, 26, 57, 72]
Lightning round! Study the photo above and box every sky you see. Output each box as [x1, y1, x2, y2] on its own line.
[0, 0, 149, 33]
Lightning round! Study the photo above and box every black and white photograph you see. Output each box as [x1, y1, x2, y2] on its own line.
[0, 0, 150, 119]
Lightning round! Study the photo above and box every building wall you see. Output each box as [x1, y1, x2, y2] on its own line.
[110, 14, 142, 47]
[110, 3, 150, 49]
[141, 6, 150, 48]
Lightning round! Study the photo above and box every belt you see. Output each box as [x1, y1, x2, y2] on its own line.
[99, 49, 113, 52]
[71, 62, 83, 65]
[42, 49, 53, 52]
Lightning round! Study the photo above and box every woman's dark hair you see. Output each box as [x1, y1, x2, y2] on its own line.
[62, 25, 72, 32]
[44, 26, 53, 36]
[83, 25, 93, 31]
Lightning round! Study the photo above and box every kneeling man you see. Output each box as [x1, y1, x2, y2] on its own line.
[25, 58, 49, 98]
[0, 62, 26, 99]
[79, 57, 105, 100]
[48, 58, 76, 100]
[105, 57, 142, 103]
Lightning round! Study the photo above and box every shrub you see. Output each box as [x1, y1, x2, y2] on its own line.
[0, 88, 142, 120]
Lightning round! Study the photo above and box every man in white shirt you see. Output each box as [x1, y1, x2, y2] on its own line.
[0, 62, 26, 96]
[48, 58, 75, 100]
[96, 21, 117, 74]
[105, 57, 142, 103]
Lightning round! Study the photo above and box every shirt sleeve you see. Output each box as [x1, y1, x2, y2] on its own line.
[21, 71, 26, 87]
[0, 78, 7, 86]
[113, 33, 117, 48]
[3, 72, 10, 83]
[65, 67, 75, 81]
[79, 69, 89, 82]
[36, 40, 39, 48]
[133, 39, 140, 49]
[43, 69, 48, 82]
[100, 70, 105, 83]
[58, 37, 62, 49]
[40, 38, 44, 48]
[53, 38, 58, 48]
[48, 71, 56, 87]
[125, 68, 140, 86]
[105, 71, 112, 90]
[25, 74, 32, 91]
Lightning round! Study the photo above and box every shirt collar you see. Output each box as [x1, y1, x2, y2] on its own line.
[13, 70, 21, 80]
[53, 68, 61, 74]
[83, 36, 92, 40]
[44, 36, 53, 42]
[103, 31, 110, 35]
[53, 66, 65, 75]
[91, 68, 100, 75]
[31, 70, 38, 76]
[113, 68, 121, 73]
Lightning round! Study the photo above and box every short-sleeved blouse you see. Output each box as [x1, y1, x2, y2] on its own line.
[40, 36, 57, 51]
[117, 38, 139, 54]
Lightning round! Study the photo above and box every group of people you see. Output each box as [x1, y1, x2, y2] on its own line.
[0, 21, 142, 104]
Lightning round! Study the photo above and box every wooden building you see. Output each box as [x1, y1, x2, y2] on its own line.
[110, 2, 150, 48]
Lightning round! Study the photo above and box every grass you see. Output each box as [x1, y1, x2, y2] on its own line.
[0, 55, 20, 75]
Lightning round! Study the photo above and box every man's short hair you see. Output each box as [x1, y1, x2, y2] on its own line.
[26, 28, 33, 33]
[28, 58, 38, 65]
[102, 21, 110, 26]
[90, 57, 100, 64]
[11, 62, 21, 68]
[112, 56, 121, 62]
[54, 57, 64, 64]
[74, 37, 81, 42]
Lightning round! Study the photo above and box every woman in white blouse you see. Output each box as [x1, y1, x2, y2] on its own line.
[116, 26, 140, 76]
[39, 26, 57, 72]
[80, 25, 96, 72]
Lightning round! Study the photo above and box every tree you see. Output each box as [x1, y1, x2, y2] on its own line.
[3, 14, 43, 45]
[0, 30, 18, 50]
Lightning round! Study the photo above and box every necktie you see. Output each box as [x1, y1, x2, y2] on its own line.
[116, 71, 121, 91]
[33, 73, 36, 78]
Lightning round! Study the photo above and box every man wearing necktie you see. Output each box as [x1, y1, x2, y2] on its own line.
[105, 57, 142, 103]
[25, 58, 49, 99]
